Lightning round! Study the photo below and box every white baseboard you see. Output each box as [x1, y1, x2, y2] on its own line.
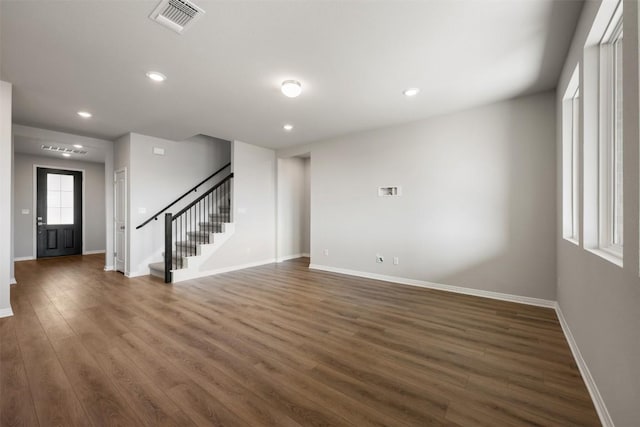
[83, 250, 106, 255]
[301, 252, 310, 257]
[277, 254, 306, 262]
[14, 256, 34, 262]
[172, 258, 276, 283]
[307, 263, 610, 426]
[103, 265, 114, 272]
[10, 277, 17, 285]
[126, 270, 148, 278]
[308, 264, 556, 308]
[555, 305, 614, 427]
[0, 307, 14, 318]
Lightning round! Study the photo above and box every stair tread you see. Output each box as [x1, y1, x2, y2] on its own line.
[149, 262, 164, 270]
[176, 240, 198, 246]
[161, 253, 184, 260]
[187, 231, 211, 236]
[149, 261, 184, 271]
[199, 222, 224, 229]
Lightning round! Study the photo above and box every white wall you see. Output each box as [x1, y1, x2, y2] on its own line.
[279, 91, 557, 301]
[13, 154, 106, 258]
[123, 133, 231, 276]
[555, 1, 640, 425]
[198, 141, 276, 270]
[277, 157, 307, 260]
[12, 125, 114, 269]
[0, 80, 13, 318]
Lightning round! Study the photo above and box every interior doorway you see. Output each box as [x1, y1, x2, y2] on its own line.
[36, 167, 83, 258]
[276, 154, 311, 264]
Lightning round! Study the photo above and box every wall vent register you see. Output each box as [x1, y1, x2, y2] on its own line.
[378, 186, 402, 197]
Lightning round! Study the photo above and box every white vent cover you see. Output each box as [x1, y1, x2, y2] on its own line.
[150, 0, 205, 34]
[41, 145, 88, 155]
[378, 186, 402, 197]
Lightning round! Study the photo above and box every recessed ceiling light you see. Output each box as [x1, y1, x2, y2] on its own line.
[62, 153, 71, 157]
[77, 111, 92, 118]
[403, 88, 420, 97]
[146, 71, 166, 82]
[73, 144, 83, 149]
[283, 124, 294, 131]
[281, 80, 302, 98]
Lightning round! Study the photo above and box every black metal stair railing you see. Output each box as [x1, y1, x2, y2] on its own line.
[136, 162, 231, 230]
[163, 173, 233, 283]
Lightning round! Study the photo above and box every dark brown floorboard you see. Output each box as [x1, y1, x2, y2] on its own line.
[0, 254, 600, 426]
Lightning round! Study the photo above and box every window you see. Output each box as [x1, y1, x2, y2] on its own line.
[562, 68, 580, 243]
[598, 3, 623, 256]
[47, 173, 75, 225]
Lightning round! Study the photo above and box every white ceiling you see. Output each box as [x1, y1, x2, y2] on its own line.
[1, 0, 582, 150]
[12, 125, 110, 163]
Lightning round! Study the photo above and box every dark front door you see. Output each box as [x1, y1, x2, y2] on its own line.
[36, 168, 83, 258]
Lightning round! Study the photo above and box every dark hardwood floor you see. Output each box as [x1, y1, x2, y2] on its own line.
[1, 255, 599, 426]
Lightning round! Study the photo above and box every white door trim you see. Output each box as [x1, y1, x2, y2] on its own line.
[32, 165, 86, 259]
[114, 167, 128, 275]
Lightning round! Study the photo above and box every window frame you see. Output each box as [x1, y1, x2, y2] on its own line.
[562, 69, 581, 244]
[598, 3, 624, 258]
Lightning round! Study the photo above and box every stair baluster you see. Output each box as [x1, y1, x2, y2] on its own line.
[163, 173, 234, 283]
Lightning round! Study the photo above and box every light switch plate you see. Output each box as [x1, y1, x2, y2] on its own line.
[21, 209, 29, 215]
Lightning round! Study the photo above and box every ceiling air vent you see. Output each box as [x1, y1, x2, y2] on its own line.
[150, 0, 205, 34]
[41, 145, 88, 155]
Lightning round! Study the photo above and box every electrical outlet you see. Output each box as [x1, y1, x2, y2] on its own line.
[324, 249, 329, 256]
[376, 255, 384, 263]
[393, 257, 399, 265]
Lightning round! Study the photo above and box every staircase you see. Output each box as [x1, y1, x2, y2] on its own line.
[148, 205, 232, 280]
[136, 163, 234, 283]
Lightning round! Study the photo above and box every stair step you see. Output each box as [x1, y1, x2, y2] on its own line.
[149, 260, 184, 278]
[187, 231, 211, 243]
[175, 241, 198, 256]
[209, 213, 229, 222]
[149, 262, 164, 279]
[199, 222, 223, 233]
[160, 253, 186, 266]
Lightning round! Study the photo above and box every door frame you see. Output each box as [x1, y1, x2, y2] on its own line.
[32, 165, 86, 259]
[113, 167, 128, 275]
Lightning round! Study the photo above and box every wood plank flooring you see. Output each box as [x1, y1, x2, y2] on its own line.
[1, 255, 600, 426]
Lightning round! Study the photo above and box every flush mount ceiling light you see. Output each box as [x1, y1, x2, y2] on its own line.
[283, 124, 294, 131]
[62, 153, 71, 157]
[146, 71, 167, 82]
[281, 80, 302, 98]
[77, 111, 92, 118]
[403, 88, 420, 97]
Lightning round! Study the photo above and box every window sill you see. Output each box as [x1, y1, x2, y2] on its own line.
[586, 247, 623, 268]
[563, 237, 579, 246]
